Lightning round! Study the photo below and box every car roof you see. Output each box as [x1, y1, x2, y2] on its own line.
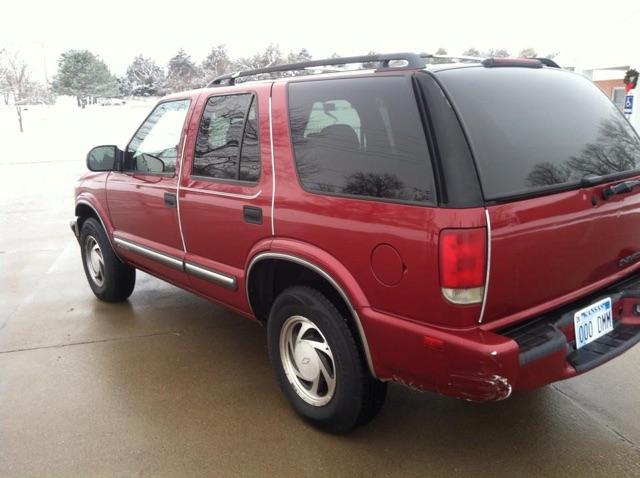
[162, 59, 563, 100]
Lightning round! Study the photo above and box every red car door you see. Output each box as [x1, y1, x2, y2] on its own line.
[178, 84, 273, 314]
[106, 98, 193, 286]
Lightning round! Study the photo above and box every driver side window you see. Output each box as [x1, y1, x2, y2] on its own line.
[124, 99, 191, 174]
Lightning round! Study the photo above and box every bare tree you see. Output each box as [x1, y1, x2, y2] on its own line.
[4, 51, 30, 132]
[519, 48, 538, 58]
[487, 48, 510, 58]
[0, 48, 9, 105]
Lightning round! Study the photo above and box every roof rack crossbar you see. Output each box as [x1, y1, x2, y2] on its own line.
[207, 52, 426, 87]
[422, 53, 485, 62]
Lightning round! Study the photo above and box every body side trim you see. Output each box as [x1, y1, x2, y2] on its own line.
[478, 208, 492, 323]
[181, 186, 262, 200]
[113, 237, 238, 289]
[176, 123, 189, 252]
[268, 94, 276, 236]
[114, 237, 183, 271]
[246, 251, 376, 376]
[184, 262, 237, 290]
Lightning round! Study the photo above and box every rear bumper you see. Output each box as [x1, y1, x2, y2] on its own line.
[362, 273, 640, 401]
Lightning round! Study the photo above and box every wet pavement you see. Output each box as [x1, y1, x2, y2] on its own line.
[1, 104, 639, 477]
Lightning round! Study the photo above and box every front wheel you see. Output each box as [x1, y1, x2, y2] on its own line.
[80, 217, 136, 302]
[267, 285, 387, 433]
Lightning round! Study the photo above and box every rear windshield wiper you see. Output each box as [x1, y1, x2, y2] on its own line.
[580, 174, 606, 186]
[602, 180, 640, 200]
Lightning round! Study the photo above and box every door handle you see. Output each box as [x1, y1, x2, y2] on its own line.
[243, 205, 262, 225]
[164, 192, 177, 208]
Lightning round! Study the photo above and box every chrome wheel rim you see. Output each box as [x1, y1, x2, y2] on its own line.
[279, 315, 336, 406]
[84, 236, 105, 287]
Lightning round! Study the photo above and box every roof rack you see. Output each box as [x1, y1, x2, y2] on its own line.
[207, 52, 426, 87]
[206, 52, 561, 87]
[534, 57, 561, 68]
[422, 53, 484, 63]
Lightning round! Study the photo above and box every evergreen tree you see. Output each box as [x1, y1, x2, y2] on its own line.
[202, 45, 231, 82]
[166, 49, 202, 92]
[52, 50, 118, 107]
[285, 48, 313, 76]
[235, 44, 284, 71]
[462, 47, 481, 57]
[126, 55, 165, 96]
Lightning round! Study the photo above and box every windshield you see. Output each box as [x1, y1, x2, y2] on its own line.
[437, 67, 640, 200]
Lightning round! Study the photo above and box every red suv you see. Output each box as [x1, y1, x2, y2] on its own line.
[71, 53, 640, 432]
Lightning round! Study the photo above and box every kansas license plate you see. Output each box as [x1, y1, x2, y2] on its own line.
[574, 297, 614, 350]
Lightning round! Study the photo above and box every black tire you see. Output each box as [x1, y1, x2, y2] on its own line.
[79, 217, 135, 302]
[267, 285, 387, 433]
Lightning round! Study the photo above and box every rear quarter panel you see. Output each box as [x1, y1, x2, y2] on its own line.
[270, 81, 486, 328]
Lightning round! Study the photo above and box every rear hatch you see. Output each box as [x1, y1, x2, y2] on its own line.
[437, 66, 640, 325]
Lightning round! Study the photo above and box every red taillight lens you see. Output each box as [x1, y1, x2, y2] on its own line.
[439, 228, 487, 289]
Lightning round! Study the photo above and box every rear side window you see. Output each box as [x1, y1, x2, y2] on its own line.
[437, 68, 640, 200]
[288, 77, 435, 204]
[193, 94, 260, 182]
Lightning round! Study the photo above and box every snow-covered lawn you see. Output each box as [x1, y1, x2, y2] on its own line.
[0, 97, 158, 247]
[1, 96, 157, 165]
[0, 96, 156, 200]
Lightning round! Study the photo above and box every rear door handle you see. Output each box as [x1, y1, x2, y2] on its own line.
[164, 192, 177, 208]
[243, 205, 262, 224]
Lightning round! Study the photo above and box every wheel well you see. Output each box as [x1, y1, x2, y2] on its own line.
[247, 258, 369, 365]
[75, 203, 99, 232]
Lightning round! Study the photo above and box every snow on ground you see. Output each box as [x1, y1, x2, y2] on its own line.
[1, 96, 157, 165]
[0, 97, 158, 249]
[0, 96, 156, 203]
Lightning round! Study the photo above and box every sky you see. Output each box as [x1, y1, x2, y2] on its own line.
[2, 0, 639, 83]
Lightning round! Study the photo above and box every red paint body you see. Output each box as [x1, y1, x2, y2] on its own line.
[74, 68, 640, 402]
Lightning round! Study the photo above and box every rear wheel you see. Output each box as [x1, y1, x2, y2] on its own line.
[267, 285, 387, 433]
[80, 218, 135, 302]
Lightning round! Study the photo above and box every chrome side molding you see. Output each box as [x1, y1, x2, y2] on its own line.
[114, 237, 236, 289]
[185, 262, 236, 290]
[114, 237, 184, 271]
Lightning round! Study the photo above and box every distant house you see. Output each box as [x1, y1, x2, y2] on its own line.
[582, 66, 630, 111]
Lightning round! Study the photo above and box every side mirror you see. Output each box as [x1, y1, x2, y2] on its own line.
[86, 145, 121, 171]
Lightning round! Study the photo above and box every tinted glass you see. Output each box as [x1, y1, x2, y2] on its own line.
[125, 100, 190, 173]
[438, 68, 640, 199]
[194, 94, 259, 181]
[239, 98, 260, 182]
[288, 77, 434, 204]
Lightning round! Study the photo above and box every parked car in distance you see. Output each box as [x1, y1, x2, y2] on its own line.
[71, 52, 640, 433]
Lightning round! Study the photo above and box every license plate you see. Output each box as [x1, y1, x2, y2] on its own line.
[574, 297, 614, 349]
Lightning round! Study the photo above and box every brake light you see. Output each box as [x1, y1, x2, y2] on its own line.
[439, 228, 487, 305]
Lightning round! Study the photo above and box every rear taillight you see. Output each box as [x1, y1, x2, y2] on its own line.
[439, 228, 487, 305]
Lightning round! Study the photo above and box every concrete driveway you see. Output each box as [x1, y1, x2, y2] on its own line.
[1, 104, 639, 477]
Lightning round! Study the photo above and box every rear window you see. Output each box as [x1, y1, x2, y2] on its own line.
[288, 76, 435, 204]
[437, 68, 640, 200]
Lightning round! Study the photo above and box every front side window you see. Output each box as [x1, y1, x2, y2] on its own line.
[193, 93, 261, 182]
[124, 99, 190, 174]
[288, 77, 435, 204]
